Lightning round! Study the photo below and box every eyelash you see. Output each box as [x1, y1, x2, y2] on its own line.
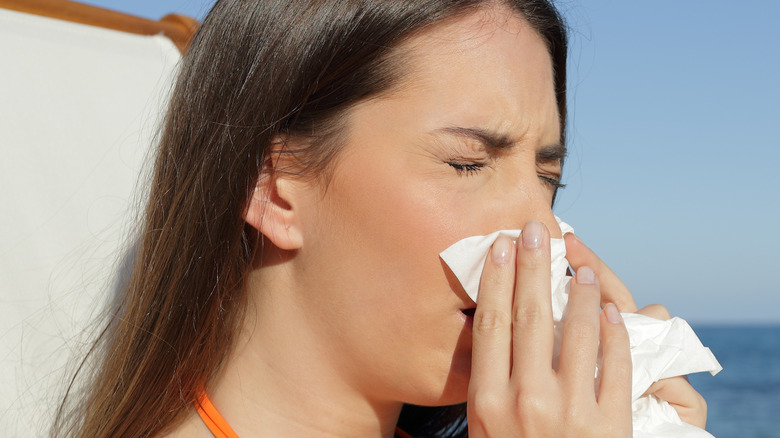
[447, 162, 484, 176]
[539, 175, 566, 190]
[448, 162, 566, 190]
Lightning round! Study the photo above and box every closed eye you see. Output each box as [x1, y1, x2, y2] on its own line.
[538, 174, 566, 189]
[448, 162, 485, 176]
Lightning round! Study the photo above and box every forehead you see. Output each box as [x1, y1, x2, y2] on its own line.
[378, 6, 560, 143]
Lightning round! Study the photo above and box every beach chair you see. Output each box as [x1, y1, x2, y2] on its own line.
[0, 1, 197, 434]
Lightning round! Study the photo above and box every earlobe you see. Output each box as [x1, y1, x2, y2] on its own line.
[244, 156, 304, 251]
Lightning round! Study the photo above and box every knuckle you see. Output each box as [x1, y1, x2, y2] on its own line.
[470, 389, 504, 418]
[644, 304, 671, 320]
[474, 309, 509, 333]
[564, 318, 600, 342]
[513, 302, 544, 328]
[610, 358, 633, 381]
[483, 269, 510, 289]
[562, 404, 589, 432]
[693, 389, 707, 413]
[515, 392, 549, 420]
[604, 320, 630, 344]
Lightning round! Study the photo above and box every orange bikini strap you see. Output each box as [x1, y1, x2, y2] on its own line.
[195, 389, 413, 438]
[196, 390, 240, 438]
[394, 427, 415, 438]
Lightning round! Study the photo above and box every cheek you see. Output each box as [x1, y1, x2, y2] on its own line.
[310, 152, 475, 313]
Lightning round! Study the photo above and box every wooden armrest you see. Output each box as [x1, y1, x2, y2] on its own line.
[0, 0, 199, 53]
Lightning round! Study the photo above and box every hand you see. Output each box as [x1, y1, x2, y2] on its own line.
[636, 305, 708, 428]
[564, 233, 708, 429]
[468, 221, 632, 437]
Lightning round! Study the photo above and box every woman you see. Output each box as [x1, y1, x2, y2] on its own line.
[55, 0, 706, 437]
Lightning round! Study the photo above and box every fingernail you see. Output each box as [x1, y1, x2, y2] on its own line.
[576, 266, 595, 284]
[604, 302, 622, 324]
[491, 234, 513, 264]
[522, 221, 544, 249]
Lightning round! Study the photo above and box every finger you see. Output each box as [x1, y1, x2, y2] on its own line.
[471, 234, 516, 387]
[558, 266, 602, 397]
[597, 302, 632, 424]
[644, 377, 707, 428]
[511, 221, 554, 379]
[564, 233, 638, 312]
[636, 304, 671, 321]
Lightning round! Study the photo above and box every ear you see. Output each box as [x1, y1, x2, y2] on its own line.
[244, 142, 304, 250]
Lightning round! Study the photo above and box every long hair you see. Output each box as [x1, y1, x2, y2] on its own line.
[53, 1, 567, 436]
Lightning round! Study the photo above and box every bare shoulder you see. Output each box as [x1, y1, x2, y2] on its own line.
[158, 411, 213, 438]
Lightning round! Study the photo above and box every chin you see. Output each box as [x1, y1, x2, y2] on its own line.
[413, 378, 470, 407]
[407, 349, 472, 407]
[441, 354, 472, 405]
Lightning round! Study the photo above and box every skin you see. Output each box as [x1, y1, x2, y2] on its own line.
[167, 5, 705, 438]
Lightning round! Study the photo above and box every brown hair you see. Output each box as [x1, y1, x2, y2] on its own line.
[53, 1, 567, 436]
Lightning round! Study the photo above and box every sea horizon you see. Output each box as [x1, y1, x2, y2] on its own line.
[687, 325, 779, 438]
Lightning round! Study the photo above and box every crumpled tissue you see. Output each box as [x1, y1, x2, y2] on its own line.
[439, 218, 722, 438]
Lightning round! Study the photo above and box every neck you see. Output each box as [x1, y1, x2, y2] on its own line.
[208, 262, 404, 438]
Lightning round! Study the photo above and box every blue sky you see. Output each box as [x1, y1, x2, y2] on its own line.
[83, 0, 779, 324]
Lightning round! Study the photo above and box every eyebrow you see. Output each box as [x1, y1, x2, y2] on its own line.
[437, 126, 567, 161]
[536, 143, 567, 162]
[438, 126, 515, 152]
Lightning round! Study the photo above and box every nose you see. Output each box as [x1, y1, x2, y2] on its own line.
[505, 181, 562, 238]
[524, 203, 561, 239]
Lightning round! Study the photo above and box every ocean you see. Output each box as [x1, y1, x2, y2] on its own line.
[687, 325, 780, 438]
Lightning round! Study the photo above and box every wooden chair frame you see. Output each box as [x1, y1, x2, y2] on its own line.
[0, 0, 199, 53]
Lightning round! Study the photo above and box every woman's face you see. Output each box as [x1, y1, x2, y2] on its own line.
[292, 7, 563, 407]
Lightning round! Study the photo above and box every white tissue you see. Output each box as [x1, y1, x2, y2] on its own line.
[439, 218, 722, 438]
